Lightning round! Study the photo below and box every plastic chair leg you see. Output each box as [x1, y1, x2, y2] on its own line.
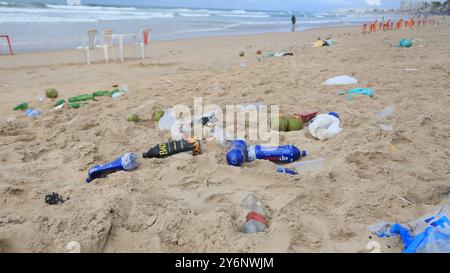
[103, 46, 109, 63]
[141, 45, 145, 60]
[111, 46, 116, 62]
[85, 48, 91, 65]
[6, 36, 13, 55]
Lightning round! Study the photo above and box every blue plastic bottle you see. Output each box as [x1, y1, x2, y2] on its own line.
[247, 145, 306, 163]
[226, 140, 248, 167]
[86, 153, 139, 183]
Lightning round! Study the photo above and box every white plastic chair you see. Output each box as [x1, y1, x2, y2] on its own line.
[134, 28, 151, 60]
[76, 29, 97, 65]
[96, 29, 116, 63]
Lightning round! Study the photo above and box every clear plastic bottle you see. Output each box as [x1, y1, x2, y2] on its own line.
[242, 193, 267, 234]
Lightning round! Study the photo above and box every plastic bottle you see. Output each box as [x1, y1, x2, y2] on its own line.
[142, 139, 201, 159]
[242, 193, 267, 234]
[86, 153, 139, 183]
[247, 145, 306, 163]
[226, 140, 248, 167]
[13, 102, 28, 111]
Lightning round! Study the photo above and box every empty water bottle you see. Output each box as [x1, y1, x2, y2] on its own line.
[86, 153, 139, 183]
[247, 144, 306, 163]
[242, 193, 267, 234]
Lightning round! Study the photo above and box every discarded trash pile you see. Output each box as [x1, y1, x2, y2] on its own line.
[12, 85, 130, 119]
[313, 37, 336, 48]
[369, 205, 450, 253]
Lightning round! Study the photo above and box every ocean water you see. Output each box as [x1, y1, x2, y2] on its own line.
[0, 1, 387, 52]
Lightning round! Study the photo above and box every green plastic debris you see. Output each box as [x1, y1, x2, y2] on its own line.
[68, 94, 94, 103]
[54, 99, 66, 107]
[106, 89, 120, 97]
[92, 91, 111, 97]
[13, 102, 28, 111]
[69, 102, 81, 109]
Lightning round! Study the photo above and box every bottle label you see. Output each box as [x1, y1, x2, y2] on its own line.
[144, 139, 200, 159]
[246, 211, 267, 225]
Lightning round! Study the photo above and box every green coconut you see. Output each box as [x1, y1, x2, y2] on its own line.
[287, 117, 303, 131]
[127, 113, 140, 123]
[45, 88, 59, 99]
[152, 110, 165, 122]
[272, 116, 288, 132]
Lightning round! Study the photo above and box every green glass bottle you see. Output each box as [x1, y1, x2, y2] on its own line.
[13, 102, 28, 111]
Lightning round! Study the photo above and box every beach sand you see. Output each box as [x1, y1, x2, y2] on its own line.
[0, 25, 449, 253]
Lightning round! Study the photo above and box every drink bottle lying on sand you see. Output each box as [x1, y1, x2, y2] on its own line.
[226, 140, 248, 167]
[247, 145, 306, 163]
[143, 139, 201, 159]
[86, 153, 139, 183]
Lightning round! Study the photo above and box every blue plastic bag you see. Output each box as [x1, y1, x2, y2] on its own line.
[399, 39, 413, 48]
[369, 205, 450, 253]
[338, 88, 374, 101]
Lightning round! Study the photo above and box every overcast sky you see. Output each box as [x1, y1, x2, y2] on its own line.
[44, 0, 405, 11]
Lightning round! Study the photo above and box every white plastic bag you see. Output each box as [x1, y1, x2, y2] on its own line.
[158, 108, 178, 132]
[322, 75, 358, 86]
[308, 114, 343, 141]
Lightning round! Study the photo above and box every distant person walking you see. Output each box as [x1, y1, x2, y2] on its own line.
[291, 15, 296, 32]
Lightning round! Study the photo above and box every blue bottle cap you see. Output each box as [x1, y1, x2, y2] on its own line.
[301, 150, 307, 157]
[328, 112, 340, 119]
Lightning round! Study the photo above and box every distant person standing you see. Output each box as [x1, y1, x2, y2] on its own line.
[291, 15, 296, 32]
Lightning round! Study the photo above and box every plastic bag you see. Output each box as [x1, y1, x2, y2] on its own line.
[369, 205, 450, 253]
[378, 105, 395, 119]
[322, 75, 358, 86]
[308, 114, 343, 141]
[158, 108, 178, 132]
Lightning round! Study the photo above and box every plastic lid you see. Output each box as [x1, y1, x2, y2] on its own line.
[328, 112, 340, 119]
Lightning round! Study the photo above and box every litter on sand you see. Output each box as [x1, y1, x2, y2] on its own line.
[338, 88, 374, 100]
[378, 105, 395, 118]
[322, 76, 358, 86]
[265, 51, 294, 57]
[379, 124, 393, 132]
[86, 153, 139, 183]
[368, 204, 450, 253]
[308, 112, 343, 141]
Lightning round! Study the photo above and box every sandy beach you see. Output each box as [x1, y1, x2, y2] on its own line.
[0, 24, 449, 253]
